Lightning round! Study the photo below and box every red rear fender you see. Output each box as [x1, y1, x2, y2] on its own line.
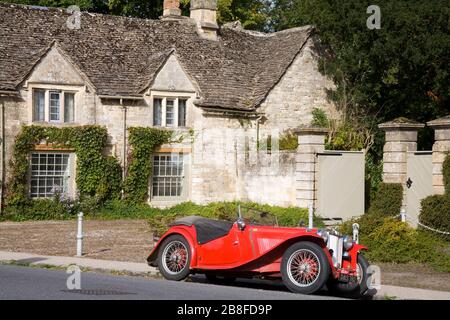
[146, 226, 197, 267]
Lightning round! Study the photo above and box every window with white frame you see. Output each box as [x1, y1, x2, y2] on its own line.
[152, 97, 187, 127]
[32, 89, 75, 123]
[30, 153, 72, 198]
[152, 153, 185, 198]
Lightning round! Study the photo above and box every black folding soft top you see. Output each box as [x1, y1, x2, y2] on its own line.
[170, 216, 234, 245]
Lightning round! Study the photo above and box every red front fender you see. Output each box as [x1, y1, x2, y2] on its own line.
[147, 226, 197, 268]
[348, 243, 368, 270]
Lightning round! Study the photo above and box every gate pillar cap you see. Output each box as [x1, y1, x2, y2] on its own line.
[378, 117, 424, 131]
[294, 126, 329, 135]
[427, 115, 450, 128]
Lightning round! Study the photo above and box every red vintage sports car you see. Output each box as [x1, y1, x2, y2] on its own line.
[147, 209, 371, 297]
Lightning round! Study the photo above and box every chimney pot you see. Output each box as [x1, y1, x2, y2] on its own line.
[163, 0, 181, 17]
[190, 0, 218, 40]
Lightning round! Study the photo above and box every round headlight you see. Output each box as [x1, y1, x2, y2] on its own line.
[343, 235, 354, 250]
[317, 229, 329, 243]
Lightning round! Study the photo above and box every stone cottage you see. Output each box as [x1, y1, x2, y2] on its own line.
[0, 1, 336, 209]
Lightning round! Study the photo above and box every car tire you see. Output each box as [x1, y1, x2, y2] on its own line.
[205, 274, 236, 285]
[281, 241, 330, 295]
[157, 234, 191, 281]
[327, 254, 372, 299]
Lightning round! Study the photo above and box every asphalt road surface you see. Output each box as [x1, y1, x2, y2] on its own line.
[0, 264, 343, 300]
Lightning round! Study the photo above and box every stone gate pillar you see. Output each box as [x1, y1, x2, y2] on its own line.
[427, 115, 450, 195]
[294, 127, 328, 209]
[378, 118, 424, 208]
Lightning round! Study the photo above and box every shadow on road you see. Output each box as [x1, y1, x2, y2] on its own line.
[188, 274, 376, 299]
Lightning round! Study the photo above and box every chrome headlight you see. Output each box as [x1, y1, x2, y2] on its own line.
[343, 235, 354, 251]
[317, 229, 329, 244]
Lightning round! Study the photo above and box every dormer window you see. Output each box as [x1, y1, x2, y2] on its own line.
[152, 97, 187, 127]
[32, 89, 75, 123]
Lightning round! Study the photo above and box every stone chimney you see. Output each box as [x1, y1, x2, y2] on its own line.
[190, 0, 219, 40]
[163, 0, 181, 18]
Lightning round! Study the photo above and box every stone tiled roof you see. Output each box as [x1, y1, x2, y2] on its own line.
[0, 3, 313, 111]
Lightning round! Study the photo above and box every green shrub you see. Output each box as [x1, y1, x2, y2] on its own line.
[361, 218, 450, 264]
[4, 194, 78, 221]
[419, 194, 450, 237]
[148, 201, 313, 237]
[339, 214, 450, 271]
[368, 183, 403, 216]
[443, 153, 450, 193]
[278, 130, 298, 150]
[311, 108, 329, 127]
[339, 212, 386, 236]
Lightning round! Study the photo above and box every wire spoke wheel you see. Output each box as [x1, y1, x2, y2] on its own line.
[287, 249, 321, 287]
[162, 241, 188, 275]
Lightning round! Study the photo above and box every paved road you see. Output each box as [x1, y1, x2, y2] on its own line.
[0, 264, 342, 300]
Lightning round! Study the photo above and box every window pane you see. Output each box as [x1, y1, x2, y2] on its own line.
[178, 99, 186, 127]
[166, 99, 174, 126]
[33, 89, 45, 121]
[153, 98, 162, 126]
[49, 91, 60, 121]
[64, 93, 75, 123]
[30, 153, 70, 198]
[152, 153, 184, 198]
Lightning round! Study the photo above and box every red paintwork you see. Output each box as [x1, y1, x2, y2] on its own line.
[147, 221, 365, 279]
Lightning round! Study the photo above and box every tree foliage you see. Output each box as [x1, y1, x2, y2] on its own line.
[270, 0, 449, 132]
[3, 0, 268, 29]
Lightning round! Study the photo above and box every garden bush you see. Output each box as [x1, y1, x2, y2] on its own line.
[3, 193, 78, 221]
[419, 194, 450, 237]
[367, 183, 403, 216]
[147, 201, 315, 237]
[339, 214, 450, 272]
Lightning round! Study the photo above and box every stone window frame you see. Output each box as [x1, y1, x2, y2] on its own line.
[28, 150, 76, 199]
[149, 90, 195, 128]
[149, 148, 191, 206]
[27, 83, 82, 124]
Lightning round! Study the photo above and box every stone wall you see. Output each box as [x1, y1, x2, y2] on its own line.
[0, 34, 337, 209]
[428, 116, 450, 195]
[240, 151, 296, 206]
[259, 36, 338, 133]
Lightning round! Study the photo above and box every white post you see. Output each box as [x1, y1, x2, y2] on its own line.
[352, 223, 360, 244]
[400, 208, 406, 223]
[76, 212, 83, 257]
[308, 202, 314, 229]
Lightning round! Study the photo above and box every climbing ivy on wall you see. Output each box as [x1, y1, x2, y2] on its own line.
[123, 127, 173, 202]
[5, 125, 122, 208]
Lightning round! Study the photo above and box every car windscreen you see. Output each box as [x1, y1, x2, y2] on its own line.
[240, 206, 278, 226]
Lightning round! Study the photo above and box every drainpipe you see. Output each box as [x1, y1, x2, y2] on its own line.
[121, 99, 127, 198]
[255, 115, 262, 148]
[0, 100, 5, 214]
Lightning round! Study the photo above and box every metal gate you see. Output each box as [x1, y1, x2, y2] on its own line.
[406, 151, 433, 227]
[316, 151, 365, 220]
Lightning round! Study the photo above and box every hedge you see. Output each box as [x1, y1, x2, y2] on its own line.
[419, 194, 450, 236]
[147, 201, 317, 237]
[368, 183, 403, 216]
[339, 215, 450, 271]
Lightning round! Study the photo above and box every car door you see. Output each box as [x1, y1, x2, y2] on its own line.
[196, 224, 241, 267]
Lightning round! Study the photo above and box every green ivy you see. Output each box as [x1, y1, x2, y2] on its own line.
[123, 127, 173, 202]
[5, 125, 122, 208]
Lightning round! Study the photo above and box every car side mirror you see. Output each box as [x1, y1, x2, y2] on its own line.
[237, 219, 246, 231]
